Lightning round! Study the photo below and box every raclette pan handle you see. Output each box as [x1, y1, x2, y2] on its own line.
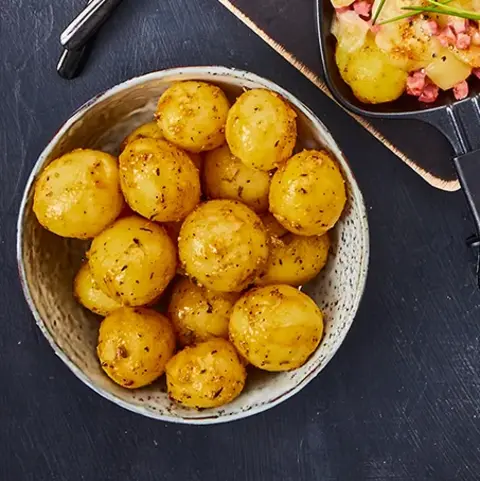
[423, 100, 480, 286]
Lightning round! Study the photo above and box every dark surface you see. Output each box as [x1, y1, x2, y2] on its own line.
[233, 0, 457, 183]
[1, 0, 480, 480]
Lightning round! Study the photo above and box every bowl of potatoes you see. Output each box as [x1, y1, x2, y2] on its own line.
[17, 66, 369, 424]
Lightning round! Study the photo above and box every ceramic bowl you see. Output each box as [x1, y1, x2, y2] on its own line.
[17, 66, 369, 424]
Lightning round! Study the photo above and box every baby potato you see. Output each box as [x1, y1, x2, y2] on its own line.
[166, 339, 246, 409]
[336, 35, 407, 104]
[259, 212, 289, 238]
[119, 138, 201, 222]
[121, 121, 164, 150]
[257, 219, 330, 287]
[33, 149, 124, 239]
[88, 215, 177, 306]
[225, 89, 297, 171]
[229, 285, 324, 371]
[121, 121, 203, 169]
[179, 200, 269, 292]
[97, 307, 176, 389]
[156, 81, 230, 153]
[74, 262, 122, 316]
[203, 144, 271, 213]
[269, 150, 346, 236]
[168, 277, 240, 346]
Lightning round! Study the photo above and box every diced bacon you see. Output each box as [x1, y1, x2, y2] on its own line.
[418, 83, 439, 103]
[453, 80, 469, 100]
[335, 6, 350, 13]
[424, 19, 439, 36]
[406, 70, 426, 96]
[367, 19, 381, 33]
[473, 68, 480, 79]
[353, 0, 372, 18]
[456, 32, 471, 50]
[438, 26, 457, 47]
[448, 18, 468, 35]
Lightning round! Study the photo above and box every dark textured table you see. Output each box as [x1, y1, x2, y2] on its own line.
[2, 1, 480, 480]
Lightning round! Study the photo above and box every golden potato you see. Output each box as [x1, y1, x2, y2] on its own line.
[97, 307, 176, 389]
[257, 219, 330, 286]
[225, 89, 297, 171]
[33, 149, 124, 239]
[166, 339, 246, 409]
[156, 81, 230, 153]
[336, 35, 407, 104]
[179, 200, 269, 292]
[168, 277, 240, 346]
[259, 212, 288, 238]
[121, 121, 164, 150]
[269, 150, 346, 236]
[88, 216, 177, 306]
[74, 262, 122, 316]
[121, 121, 203, 169]
[203, 144, 271, 213]
[119, 138, 201, 222]
[229, 285, 324, 371]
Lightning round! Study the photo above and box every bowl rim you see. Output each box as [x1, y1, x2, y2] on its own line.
[16, 65, 370, 424]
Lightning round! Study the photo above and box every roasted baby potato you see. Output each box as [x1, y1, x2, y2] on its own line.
[121, 121, 203, 169]
[179, 200, 269, 292]
[33, 149, 124, 239]
[269, 150, 346, 236]
[203, 144, 271, 213]
[168, 277, 240, 346]
[336, 35, 408, 104]
[166, 338, 246, 409]
[97, 307, 176, 389]
[156, 81, 230, 153]
[121, 121, 164, 150]
[229, 285, 324, 371]
[74, 262, 122, 316]
[226, 89, 297, 171]
[88, 216, 177, 306]
[257, 215, 330, 286]
[119, 138, 201, 222]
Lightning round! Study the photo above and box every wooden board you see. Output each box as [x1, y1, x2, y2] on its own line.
[217, 0, 460, 192]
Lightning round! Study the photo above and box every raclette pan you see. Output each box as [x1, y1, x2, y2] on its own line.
[316, 0, 480, 285]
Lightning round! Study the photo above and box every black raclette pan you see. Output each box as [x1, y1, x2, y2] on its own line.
[316, 0, 480, 284]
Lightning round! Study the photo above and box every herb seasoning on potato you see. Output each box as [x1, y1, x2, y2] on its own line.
[179, 200, 269, 292]
[88, 216, 177, 306]
[229, 284, 324, 371]
[269, 149, 346, 236]
[97, 307, 176, 389]
[33, 149, 124, 239]
[166, 339, 246, 409]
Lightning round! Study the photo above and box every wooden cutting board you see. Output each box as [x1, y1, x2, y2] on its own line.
[216, 0, 459, 191]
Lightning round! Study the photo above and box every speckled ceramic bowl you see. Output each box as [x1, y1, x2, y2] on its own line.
[17, 67, 369, 424]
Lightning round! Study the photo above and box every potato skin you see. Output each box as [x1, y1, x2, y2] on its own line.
[336, 36, 407, 104]
[203, 144, 271, 213]
[166, 339, 246, 409]
[119, 138, 201, 222]
[168, 277, 240, 346]
[74, 262, 122, 316]
[257, 229, 330, 287]
[179, 200, 269, 292]
[156, 81, 230, 153]
[88, 216, 177, 306]
[269, 150, 346, 236]
[33, 149, 124, 239]
[229, 285, 324, 371]
[225, 89, 297, 171]
[97, 307, 176, 389]
[121, 122, 202, 169]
